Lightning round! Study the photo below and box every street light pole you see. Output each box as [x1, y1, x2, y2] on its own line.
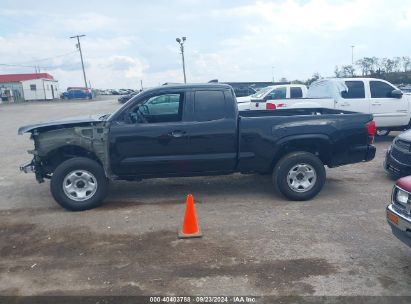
[271, 66, 275, 83]
[351, 45, 355, 66]
[176, 37, 187, 83]
[70, 34, 88, 88]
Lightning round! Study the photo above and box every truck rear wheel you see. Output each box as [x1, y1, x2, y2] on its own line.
[273, 152, 325, 201]
[50, 157, 108, 211]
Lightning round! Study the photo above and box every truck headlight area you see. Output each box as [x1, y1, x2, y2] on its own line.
[395, 188, 409, 205]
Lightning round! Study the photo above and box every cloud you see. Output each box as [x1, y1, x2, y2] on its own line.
[194, 0, 411, 81]
[214, 0, 378, 32]
[398, 6, 411, 28]
[0, 9, 37, 17]
[103, 56, 149, 78]
[59, 13, 117, 32]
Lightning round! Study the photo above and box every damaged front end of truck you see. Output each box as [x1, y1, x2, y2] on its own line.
[18, 115, 111, 183]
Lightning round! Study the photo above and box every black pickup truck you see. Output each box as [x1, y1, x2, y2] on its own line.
[19, 84, 376, 211]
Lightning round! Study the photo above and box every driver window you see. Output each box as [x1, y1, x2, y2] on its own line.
[129, 93, 183, 123]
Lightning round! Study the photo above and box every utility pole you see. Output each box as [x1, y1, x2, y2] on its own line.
[140, 80, 143, 91]
[70, 34, 88, 88]
[176, 37, 187, 83]
[271, 66, 275, 83]
[351, 45, 355, 66]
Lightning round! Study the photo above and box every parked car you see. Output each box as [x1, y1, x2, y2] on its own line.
[233, 86, 257, 98]
[0, 88, 7, 102]
[386, 176, 411, 247]
[238, 84, 307, 111]
[18, 83, 375, 211]
[118, 92, 139, 104]
[99, 90, 110, 95]
[384, 129, 411, 177]
[118, 89, 136, 95]
[61, 88, 92, 100]
[256, 78, 410, 136]
[398, 84, 411, 94]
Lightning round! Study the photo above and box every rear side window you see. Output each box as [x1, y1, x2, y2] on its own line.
[290, 87, 303, 98]
[342, 81, 365, 99]
[370, 81, 395, 98]
[194, 90, 225, 121]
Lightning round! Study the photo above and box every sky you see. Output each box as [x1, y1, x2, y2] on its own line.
[0, 0, 410, 89]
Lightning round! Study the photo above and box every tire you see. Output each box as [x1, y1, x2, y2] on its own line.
[273, 152, 326, 201]
[376, 129, 390, 136]
[50, 157, 108, 211]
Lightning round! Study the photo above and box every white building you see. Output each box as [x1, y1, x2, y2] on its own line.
[0, 73, 60, 102]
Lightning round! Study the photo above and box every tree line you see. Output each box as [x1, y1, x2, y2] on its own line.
[286, 56, 411, 85]
[335, 56, 411, 78]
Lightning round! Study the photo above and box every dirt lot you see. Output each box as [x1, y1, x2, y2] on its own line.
[0, 98, 409, 297]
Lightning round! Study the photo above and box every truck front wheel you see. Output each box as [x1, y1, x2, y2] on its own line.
[273, 152, 326, 201]
[50, 157, 108, 211]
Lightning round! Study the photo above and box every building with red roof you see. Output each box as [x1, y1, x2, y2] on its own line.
[0, 73, 59, 102]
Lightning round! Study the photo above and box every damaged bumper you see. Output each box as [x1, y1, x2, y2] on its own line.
[20, 161, 36, 173]
[19, 158, 46, 183]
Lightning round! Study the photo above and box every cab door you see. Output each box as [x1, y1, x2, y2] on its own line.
[368, 80, 409, 127]
[335, 80, 370, 113]
[109, 91, 192, 176]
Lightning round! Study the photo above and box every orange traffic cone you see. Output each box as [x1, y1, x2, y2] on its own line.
[178, 194, 202, 239]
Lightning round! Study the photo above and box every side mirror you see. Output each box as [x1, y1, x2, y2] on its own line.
[128, 111, 139, 124]
[391, 89, 403, 99]
[139, 104, 150, 115]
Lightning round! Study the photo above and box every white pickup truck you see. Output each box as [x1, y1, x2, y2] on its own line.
[251, 78, 410, 135]
[237, 84, 307, 110]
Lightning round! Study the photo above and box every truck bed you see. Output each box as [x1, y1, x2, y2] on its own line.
[249, 98, 335, 111]
[237, 108, 374, 173]
[240, 107, 355, 117]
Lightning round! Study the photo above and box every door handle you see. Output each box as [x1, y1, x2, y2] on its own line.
[371, 102, 382, 106]
[169, 130, 186, 138]
[339, 102, 349, 106]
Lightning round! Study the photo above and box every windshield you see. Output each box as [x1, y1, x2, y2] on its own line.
[251, 86, 273, 98]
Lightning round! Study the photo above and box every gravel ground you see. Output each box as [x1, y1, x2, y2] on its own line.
[0, 98, 409, 297]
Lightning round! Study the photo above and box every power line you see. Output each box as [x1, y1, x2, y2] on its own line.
[0, 61, 86, 74]
[5, 51, 78, 67]
[0, 63, 41, 68]
[0, 50, 79, 74]
[16, 51, 78, 65]
[0, 62, 77, 69]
